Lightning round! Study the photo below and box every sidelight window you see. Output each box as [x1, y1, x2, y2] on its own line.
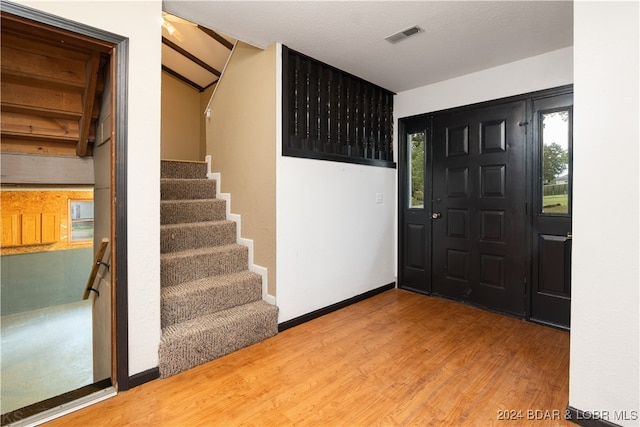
[408, 132, 425, 209]
[540, 109, 571, 214]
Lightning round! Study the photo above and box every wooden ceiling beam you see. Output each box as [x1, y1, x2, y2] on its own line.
[76, 51, 101, 157]
[162, 37, 221, 77]
[197, 26, 234, 50]
[161, 65, 204, 92]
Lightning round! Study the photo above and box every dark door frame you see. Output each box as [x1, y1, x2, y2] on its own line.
[1, 0, 130, 389]
[397, 84, 573, 324]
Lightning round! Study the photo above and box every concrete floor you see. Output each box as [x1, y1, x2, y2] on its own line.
[1, 300, 93, 414]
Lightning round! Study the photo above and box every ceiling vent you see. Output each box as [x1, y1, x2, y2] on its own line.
[385, 25, 424, 44]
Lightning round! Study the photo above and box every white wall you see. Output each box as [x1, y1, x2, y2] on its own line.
[276, 49, 397, 322]
[16, 1, 162, 376]
[276, 158, 397, 322]
[570, 2, 639, 423]
[394, 46, 573, 120]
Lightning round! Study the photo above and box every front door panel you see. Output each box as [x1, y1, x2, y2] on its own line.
[530, 93, 573, 328]
[431, 101, 527, 316]
[399, 119, 431, 294]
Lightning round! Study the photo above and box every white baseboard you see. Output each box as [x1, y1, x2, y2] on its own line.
[205, 157, 276, 306]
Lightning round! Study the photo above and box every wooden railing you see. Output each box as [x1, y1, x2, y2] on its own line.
[83, 237, 109, 299]
[282, 46, 395, 168]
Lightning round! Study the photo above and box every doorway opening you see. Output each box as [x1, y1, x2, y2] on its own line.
[0, 2, 129, 424]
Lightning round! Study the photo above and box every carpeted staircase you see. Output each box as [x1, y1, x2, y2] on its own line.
[158, 160, 278, 378]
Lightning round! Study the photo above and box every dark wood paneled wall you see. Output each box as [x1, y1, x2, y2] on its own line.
[282, 46, 395, 168]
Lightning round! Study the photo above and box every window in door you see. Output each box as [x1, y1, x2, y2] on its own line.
[541, 109, 571, 214]
[408, 132, 426, 209]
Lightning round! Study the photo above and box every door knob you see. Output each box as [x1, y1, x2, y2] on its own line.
[432, 212, 442, 219]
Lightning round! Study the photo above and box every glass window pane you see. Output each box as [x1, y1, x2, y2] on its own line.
[408, 132, 425, 209]
[541, 110, 570, 214]
[70, 200, 94, 241]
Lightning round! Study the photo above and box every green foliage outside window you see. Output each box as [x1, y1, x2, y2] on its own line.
[410, 133, 425, 208]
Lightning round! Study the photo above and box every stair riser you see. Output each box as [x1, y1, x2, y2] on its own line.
[158, 305, 278, 378]
[161, 276, 262, 327]
[161, 179, 216, 201]
[158, 160, 279, 379]
[161, 222, 236, 253]
[161, 161, 207, 179]
[161, 200, 226, 224]
[161, 247, 248, 287]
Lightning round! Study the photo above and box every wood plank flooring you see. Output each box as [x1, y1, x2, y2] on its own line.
[45, 289, 571, 426]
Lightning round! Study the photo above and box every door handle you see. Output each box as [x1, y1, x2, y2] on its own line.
[566, 232, 572, 240]
[432, 212, 442, 219]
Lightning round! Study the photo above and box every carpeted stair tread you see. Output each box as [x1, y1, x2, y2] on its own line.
[161, 178, 216, 200]
[161, 270, 262, 327]
[158, 300, 279, 378]
[161, 244, 248, 287]
[158, 159, 279, 379]
[161, 160, 207, 179]
[161, 199, 226, 224]
[161, 220, 236, 253]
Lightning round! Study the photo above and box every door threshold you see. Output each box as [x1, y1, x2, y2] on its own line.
[2, 384, 116, 427]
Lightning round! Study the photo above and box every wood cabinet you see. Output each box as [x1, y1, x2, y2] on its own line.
[1, 212, 60, 247]
[2, 213, 19, 247]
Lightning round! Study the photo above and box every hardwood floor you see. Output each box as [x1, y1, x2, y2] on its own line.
[45, 289, 571, 426]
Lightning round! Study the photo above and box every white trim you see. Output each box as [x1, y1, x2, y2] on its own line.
[6, 387, 117, 427]
[205, 156, 276, 306]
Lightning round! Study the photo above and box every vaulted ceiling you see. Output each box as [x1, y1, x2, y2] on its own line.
[161, 11, 236, 92]
[163, 1, 573, 93]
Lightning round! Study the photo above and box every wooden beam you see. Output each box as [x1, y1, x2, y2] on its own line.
[1, 31, 95, 62]
[1, 111, 79, 140]
[0, 138, 81, 156]
[1, 45, 87, 90]
[161, 37, 221, 77]
[1, 82, 83, 115]
[1, 13, 114, 54]
[1, 103, 81, 121]
[76, 51, 101, 157]
[197, 25, 234, 50]
[161, 65, 204, 92]
[1, 71, 86, 92]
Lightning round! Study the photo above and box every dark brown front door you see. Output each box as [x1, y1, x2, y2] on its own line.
[430, 101, 528, 316]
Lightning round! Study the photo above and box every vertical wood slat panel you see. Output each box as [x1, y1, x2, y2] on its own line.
[283, 46, 395, 167]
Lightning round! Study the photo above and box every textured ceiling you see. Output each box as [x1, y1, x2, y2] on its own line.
[163, 1, 573, 93]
